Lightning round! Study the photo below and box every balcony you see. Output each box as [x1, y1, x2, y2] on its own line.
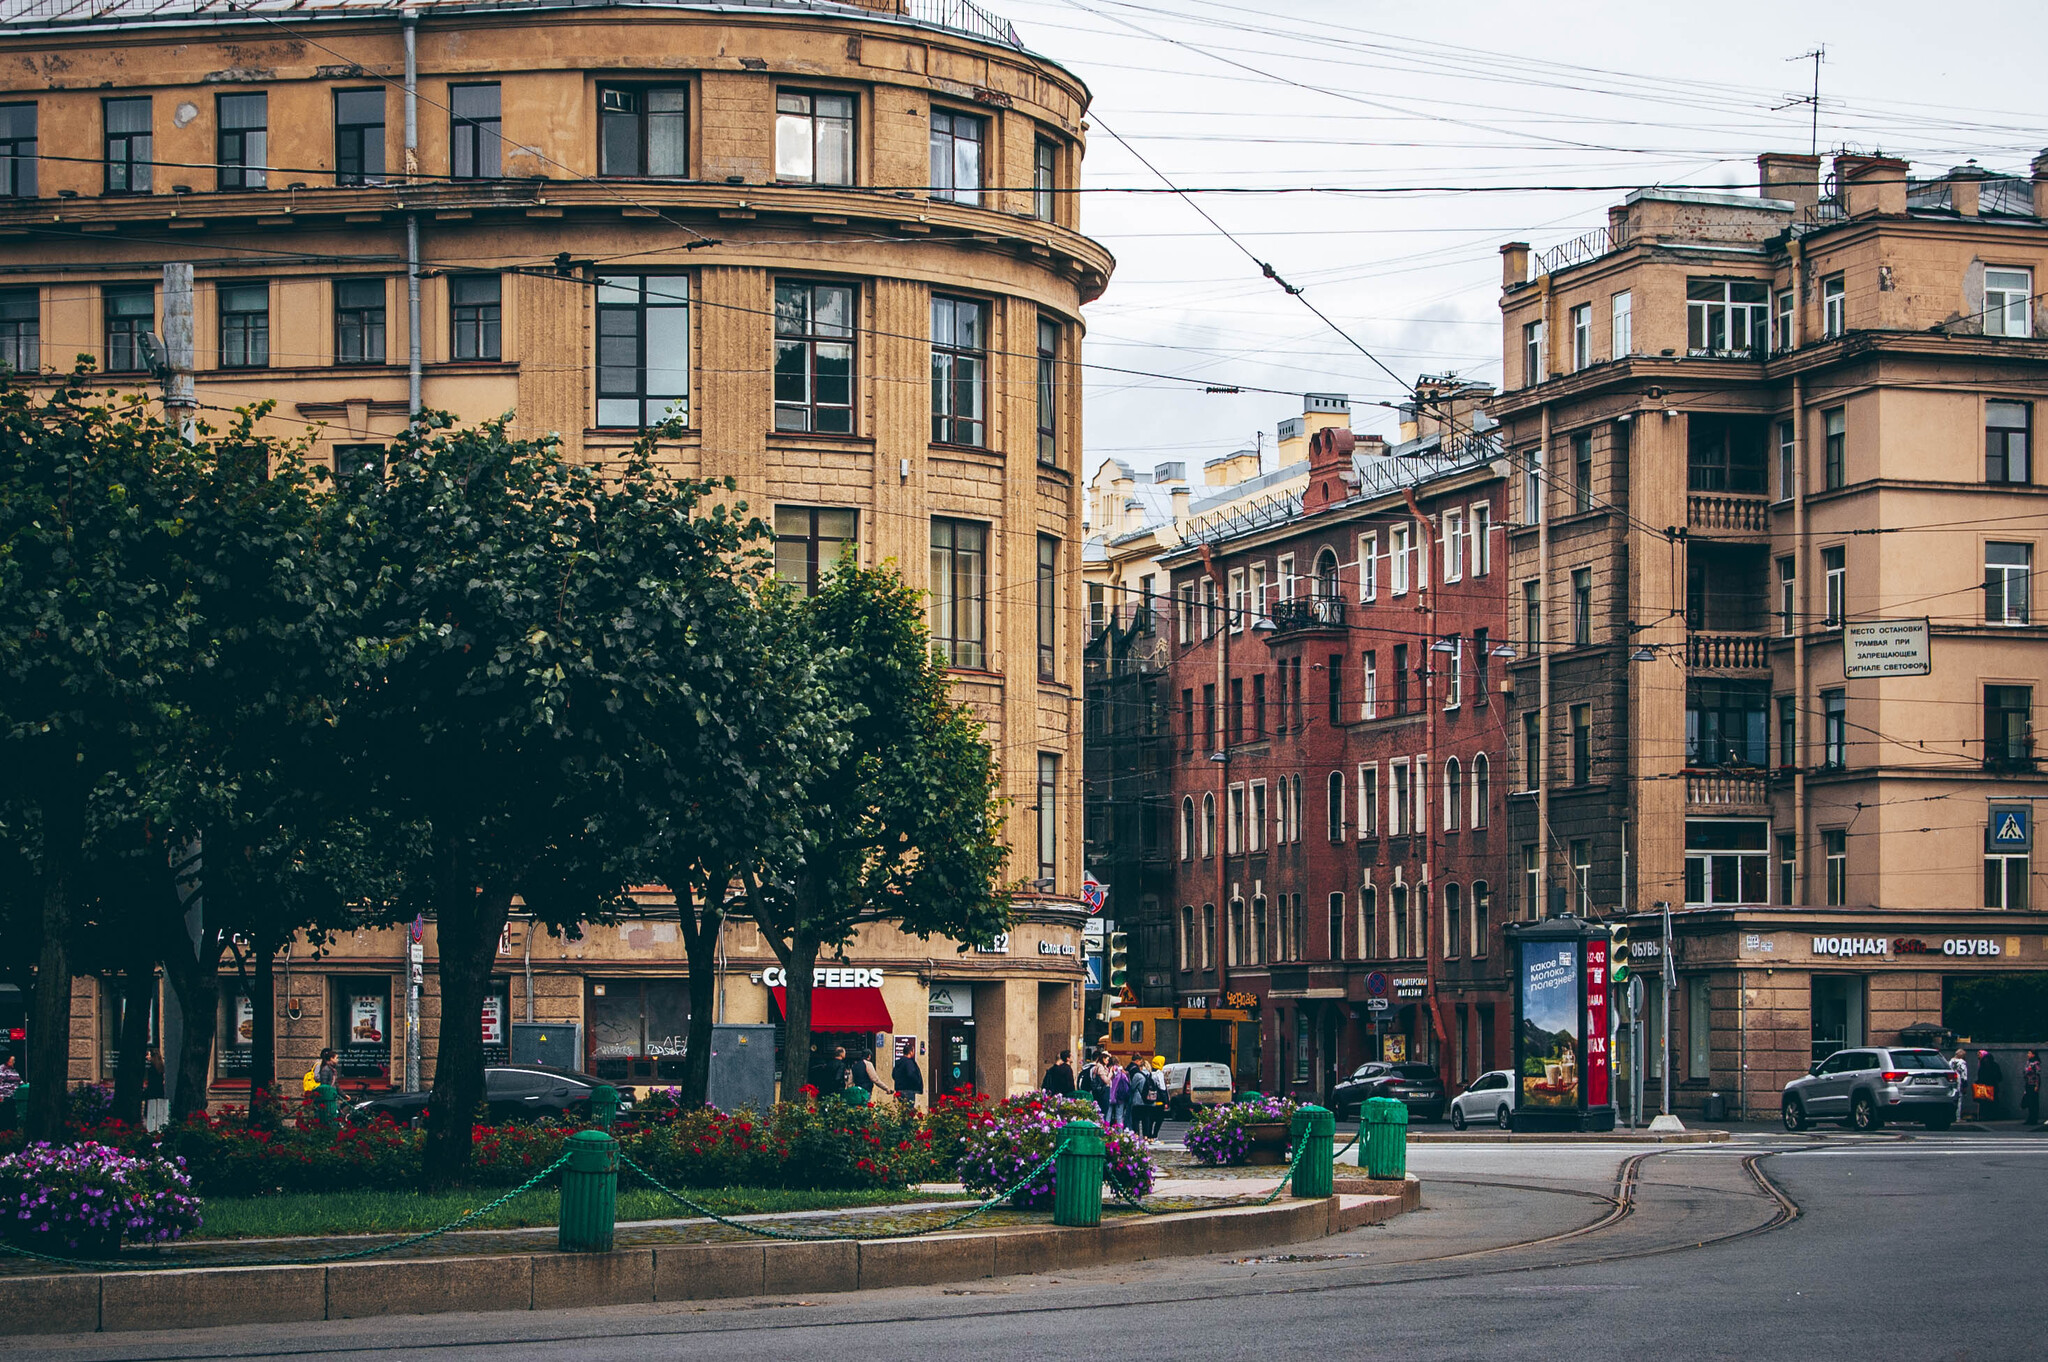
[1686, 770, 1770, 812]
[1686, 631, 1772, 671]
[1267, 595, 1346, 635]
[1686, 492, 1770, 535]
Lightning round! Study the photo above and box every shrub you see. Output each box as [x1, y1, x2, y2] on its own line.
[623, 1094, 935, 1191]
[67, 1083, 116, 1129]
[0, 1141, 203, 1254]
[956, 1093, 1155, 1209]
[1183, 1095, 1304, 1167]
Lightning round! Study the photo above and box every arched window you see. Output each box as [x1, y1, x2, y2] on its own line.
[1315, 546, 1340, 600]
[1229, 899, 1246, 965]
[1359, 884, 1377, 958]
[1181, 905, 1197, 967]
[1444, 756, 1462, 832]
[1201, 793, 1216, 857]
[1180, 796, 1195, 861]
[1252, 895, 1268, 964]
[1327, 770, 1345, 841]
[1391, 882, 1409, 957]
[1443, 882, 1462, 959]
[1472, 753, 1491, 828]
[1471, 882, 1491, 958]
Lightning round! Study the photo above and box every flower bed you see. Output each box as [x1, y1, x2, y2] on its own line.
[1183, 1096, 1305, 1167]
[0, 1141, 203, 1255]
[956, 1093, 1156, 1209]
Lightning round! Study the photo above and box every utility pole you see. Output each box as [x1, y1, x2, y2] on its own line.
[158, 263, 196, 440]
[1659, 901, 1673, 1117]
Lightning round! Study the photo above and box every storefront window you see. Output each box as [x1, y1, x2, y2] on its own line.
[1686, 977, 1711, 1079]
[331, 977, 393, 1084]
[1810, 975, 1863, 1063]
[1684, 820, 1769, 905]
[586, 978, 690, 1082]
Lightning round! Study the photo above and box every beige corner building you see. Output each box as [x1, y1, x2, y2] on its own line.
[1495, 151, 2048, 1121]
[0, 0, 1110, 1105]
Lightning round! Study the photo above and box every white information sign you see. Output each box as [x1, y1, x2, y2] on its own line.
[1844, 618, 1930, 678]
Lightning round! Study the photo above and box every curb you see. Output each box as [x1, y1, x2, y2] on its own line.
[1402, 1130, 1731, 1144]
[0, 1179, 1422, 1336]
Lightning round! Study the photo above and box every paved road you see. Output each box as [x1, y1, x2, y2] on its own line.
[16, 1129, 2045, 1361]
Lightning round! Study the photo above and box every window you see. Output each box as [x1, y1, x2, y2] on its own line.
[1522, 320, 1544, 386]
[334, 90, 385, 186]
[1985, 685, 2034, 770]
[1443, 636, 1462, 710]
[1036, 316, 1060, 464]
[1986, 849, 2028, 911]
[1687, 979, 1711, 1079]
[596, 275, 690, 429]
[450, 84, 501, 180]
[1823, 829, 1847, 906]
[1391, 883, 1409, 957]
[1390, 524, 1411, 594]
[1521, 844, 1540, 920]
[1687, 416, 1768, 493]
[1571, 839, 1592, 912]
[599, 86, 687, 177]
[1571, 567, 1592, 645]
[1524, 447, 1543, 525]
[1290, 774, 1305, 845]
[1570, 303, 1591, 370]
[929, 518, 987, 669]
[1684, 820, 1768, 906]
[1358, 763, 1377, 838]
[1202, 903, 1215, 967]
[0, 288, 36, 375]
[929, 108, 984, 205]
[1354, 531, 1378, 601]
[1476, 626, 1493, 701]
[333, 443, 384, 481]
[1774, 288, 1794, 352]
[1179, 798, 1194, 861]
[1033, 137, 1057, 221]
[102, 285, 152, 373]
[1469, 504, 1491, 576]
[775, 90, 853, 185]
[1822, 407, 1846, 490]
[103, 97, 152, 194]
[1822, 688, 1846, 769]
[1227, 899, 1244, 966]
[1822, 546, 1845, 627]
[1443, 509, 1465, 581]
[1203, 683, 1217, 749]
[1570, 432, 1593, 513]
[1777, 695, 1797, 770]
[1359, 649, 1377, 720]
[1249, 781, 1267, 852]
[1987, 401, 2031, 484]
[1777, 420, 1795, 500]
[930, 295, 986, 446]
[1777, 832, 1797, 906]
[217, 282, 268, 369]
[1523, 578, 1542, 646]
[216, 92, 267, 190]
[1392, 643, 1409, 715]
[773, 280, 854, 434]
[1471, 753, 1489, 828]
[334, 278, 385, 365]
[1226, 784, 1244, 856]
[1986, 542, 2032, 624]
[1984, 267, 2032, 337]
[1251, 896, 1267, 964]
[451, 275, 501, 361]
[1443, 883, 1461, 959]
[773, 506, 857, 595]
[1686, 278, 1769, 355]
[1201, 579, 1219, 640]
[1328, 891, 1344, 959]
[1776, 555, 1796, 636]
[0, 103, 35, 198]
[1687, 680, 1769, 767]
[1611, 290, 1631, 359]
[1570, 705, 1592, 785]
[1389, 760, 1410, 838]
[1444, 756, 1461, 831]
[1294, 1007, 1310, 1079]
[1359, 885, 1377, 957]
[1327, 771, 1344, 842]
[1201, 794, 1215, 858]
[1036, 535, 1058, 681]
[1471, 884, 1490, 956]
[1521, 711, 1540, 791]
[1253, 673, 1267, 739]
[1822, 274, 1845, 338]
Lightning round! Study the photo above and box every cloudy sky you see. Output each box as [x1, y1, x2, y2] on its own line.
[988, 0, 2048, 492]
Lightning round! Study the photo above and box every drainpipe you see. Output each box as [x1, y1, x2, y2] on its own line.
[1198, 543, 1230, 1008]
[404, 11, 423, 418]
[1403, 486, 1454, 1065]
[1788, 237, 1808, 908]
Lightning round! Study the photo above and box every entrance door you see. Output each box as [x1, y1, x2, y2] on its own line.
[934, 1020, 977, 1097]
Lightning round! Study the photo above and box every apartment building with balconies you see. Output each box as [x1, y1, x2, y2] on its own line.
[1494, 150, 2048, 1120]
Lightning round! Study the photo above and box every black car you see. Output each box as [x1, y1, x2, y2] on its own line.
[348, 1064, 627, 1126]
[1331, 1062, 1447, 1121]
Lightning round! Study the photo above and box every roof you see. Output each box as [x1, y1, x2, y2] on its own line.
[1186, 459, 1306, 516]
[0, 0, 1028, 50]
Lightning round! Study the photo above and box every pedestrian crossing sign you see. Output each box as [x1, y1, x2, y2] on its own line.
[1989, 806, 2030, 848]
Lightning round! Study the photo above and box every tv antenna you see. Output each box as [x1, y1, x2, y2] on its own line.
[1777, 47, 1827, 158]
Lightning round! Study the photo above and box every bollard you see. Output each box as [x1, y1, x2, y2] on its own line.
[589, 1084, 621, 1131]
[1051, 1119, 1105, 1227]
[559, 1128, 619, 1253]
[1362, 1096, 1409, 1180]
[1290, 1104, 1335, 1198]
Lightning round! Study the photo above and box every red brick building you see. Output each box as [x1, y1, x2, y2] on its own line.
[1158, 387, 1513, 1104]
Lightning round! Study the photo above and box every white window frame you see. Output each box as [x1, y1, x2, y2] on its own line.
[1326, 770, 1345, 842]
[1290, 774, 1304, 845]
[1361, 651, 1378, 720]
[1775, 288, 1794, 353]
[1179, 796, 1193, 861]
[1778, 555, 1796, 637]
[1199, 577, 1218, 639]
[1227, 567, 1247, 634]
[1278, 553, 1296, 602]
[1822, 274, 1845, 338]
[1414, 519, 1430, 589]
[1570, 302, 1591, 371]
[1471, 752, 1490, 828]
[1443, 754, 1461, 831]
[1611, 290, 1632, 360]
[1986, 541, 2032, 626]
[1444, 637, 1463, 710]
[1776, 419, 1795, 502]
[1985, 267, 2032, 338]
[1523, 319, 1545, 387]
[1249, 561, 1268, 623]
[1823, 546, 1845, 628]
[1388, 759, 1409, 837]
[1177, 583, 1194, 644]
[1443, 509, 1465, 582]
[1249, 780, 1267, 852]
[1226, 782, 1245, 856]
[1390, 525, 1411, 595]
[1357, 763, 1378, 838]
[1201, 793, 1215, 858]
[1359, 532, 1378, 601]
[1413, 756, 1429, 840]
[1468, 503, 1491, 576]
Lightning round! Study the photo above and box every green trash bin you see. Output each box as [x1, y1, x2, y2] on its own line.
[559, 1128, 619, 1253]
[1052, 1119, 1105, 1227]
[1362, 1096, 1409, 1180]
[1290, 1104, 1335, 1198]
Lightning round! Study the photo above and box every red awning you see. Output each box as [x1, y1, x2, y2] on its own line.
[770, 986, 894, 1033]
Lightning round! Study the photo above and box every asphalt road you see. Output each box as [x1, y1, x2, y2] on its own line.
[16, 1129, 2046, 1362]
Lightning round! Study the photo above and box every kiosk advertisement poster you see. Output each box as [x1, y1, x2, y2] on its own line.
[1585, 936, 1611, 1108]
[1518, 939, 1582, 1109]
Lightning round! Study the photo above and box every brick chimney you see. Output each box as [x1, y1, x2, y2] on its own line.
[1501, 241, 1530, 289]
[1302, 426, 1357, 514]
[1836, 154, 1909, 218]
[1947, 161, 1987, 217]
[1757, 152, 1822, 215]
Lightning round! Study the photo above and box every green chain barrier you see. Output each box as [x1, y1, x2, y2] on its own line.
[1332, 1121, 1362, 1164]
[1103, 1130, 1313, 1215]
[616, 1144, 1067, 1242]
[0, 1153, 572, 1274]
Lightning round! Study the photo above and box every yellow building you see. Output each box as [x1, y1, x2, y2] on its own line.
[0, 0, 1111, 1104]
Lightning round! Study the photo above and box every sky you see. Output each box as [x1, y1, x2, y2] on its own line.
[987, 0, 2048, 495]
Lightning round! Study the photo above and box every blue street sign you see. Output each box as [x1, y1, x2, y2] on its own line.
[1990, 806, 2031, 848]
[1084, 956, 1103, 991]
[1365, 971, 1389, 998]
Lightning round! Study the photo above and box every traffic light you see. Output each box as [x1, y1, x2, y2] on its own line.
[1610, 922, 1631, 985]
[1107, 932, 1129, 990]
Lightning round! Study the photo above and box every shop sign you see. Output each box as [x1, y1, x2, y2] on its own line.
[1843, 617, 1930, 678]
[1224, 991, 1260, 1009]
[1812, 936, 1889, 958]
[974, 933, 1010, 954]
[759, 966, 886, 988]
[1384, 1035, 1407, 1062]
[1392, 974, 1427, 999]
[1941, 937, 2002, 957]
[1626, 940, 1661, 960]
[927, 983, 973, 1018]
[1038, 940, 1076, 956]
[1183, 994, 1209, 1009]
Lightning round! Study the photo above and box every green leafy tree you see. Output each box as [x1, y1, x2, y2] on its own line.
[741, 562, 1012, 1099]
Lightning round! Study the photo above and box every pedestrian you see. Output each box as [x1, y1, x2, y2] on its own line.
[1976, 1049, 2004, 1117]
[0, 1054, 19, 1132]
[1041, 1050, 1075, 1096]
[1106, 1056, 1133, 1128]
[1127, 1057, 1163, 1139]
[2023, 1050, 2041, 1126]
[315, 1047, 340, 1088]
[1081, 1051, 1112, 1116]
[892, 1041, 924, 1106]
[1949, 1046, 1971, 1121]
[142, 1046, 168, 1132]
[808, 1045, 849, 1098]
[846, 1048, 889, 1104]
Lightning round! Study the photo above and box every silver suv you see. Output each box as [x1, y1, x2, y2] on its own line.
[1781, 1047, 1956, 1132]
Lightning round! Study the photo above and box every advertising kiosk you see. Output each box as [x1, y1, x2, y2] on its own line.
[1505, 917, 1616, 1133]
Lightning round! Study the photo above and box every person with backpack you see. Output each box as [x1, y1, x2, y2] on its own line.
[1125, 1056, 1163, 1138]
[1105, 1056, 1133, 1128]
[1081, 1051, 1113, 1118]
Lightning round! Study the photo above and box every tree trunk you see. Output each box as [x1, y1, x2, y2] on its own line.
[674, 885, 722, 1110]
[249, 942, 278, 1127]
[422, 884, 512, 1188]
[110, 965, 154, 1127]
[25, 865, 74, 1140]
[158, 926, 221, 1126]
[780, 931, 821, 1101]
